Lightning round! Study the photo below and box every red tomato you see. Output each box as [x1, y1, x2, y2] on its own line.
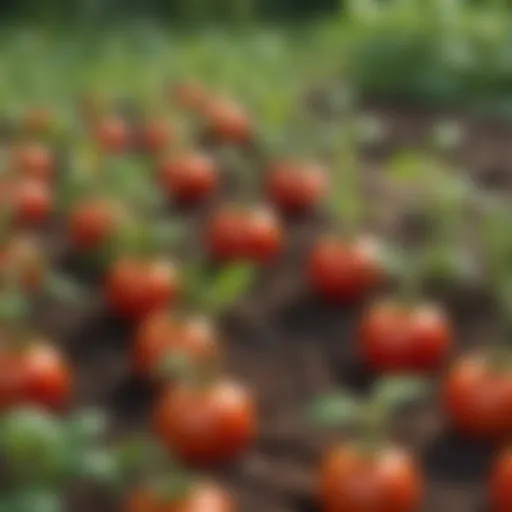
[207, 207, 251, 262]
[245, 207, 283, 264]
[0, 235, 46, 291]
[203, 98, 252, 144]
[443, 353, 512, 440]
[105, 258, 180, 321]
[154, 378, 256, 466]
[0, 343, 70, 411]
[12, 142, 54, 182]
[266, 160, 328, 214]
[22, 343, 71, 410]
[360, 301, 452, 373]
[491, 449, 512, 511]
[95, 116, 130, 153]
[133, 313, 220, 378]
[142, 119, 174, 153]
[69, 198, 120, 251]
[159, 152, 218, 204]
[13, 179, 52, 226]
[308, 236, 383, 303]
[321, 444, 423, 512]
[207, 206, 282, 263]
[126, 482, 234, 512]
[173, 81, 209, 111]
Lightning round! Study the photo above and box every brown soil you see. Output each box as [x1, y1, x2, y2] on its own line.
[36, 104, 512, 512]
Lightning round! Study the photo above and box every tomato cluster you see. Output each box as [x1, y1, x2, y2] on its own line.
[0, 77, 510, 512]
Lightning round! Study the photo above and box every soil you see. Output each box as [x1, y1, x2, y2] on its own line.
[32, 104, 512, 512]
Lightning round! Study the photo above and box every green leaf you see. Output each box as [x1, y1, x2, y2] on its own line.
[430, 119, 464, 152]
[78, 449, 120, 487]
[0, 291, 29, 324]
[387, 150, 428, 184]
[44, 273, 85, 306]
[374, 376, 431, 411]
[307, 392, 361, 427]
[66, 408, 108, 443]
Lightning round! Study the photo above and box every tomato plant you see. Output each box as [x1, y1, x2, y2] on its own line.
[140, 118, 174, 154]
[203, 97, 252, 145]
[309, 377, 429, 512]
[94, 116, 131, 153]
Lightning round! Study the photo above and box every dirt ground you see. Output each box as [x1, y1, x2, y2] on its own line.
[36, 104, 512, 512]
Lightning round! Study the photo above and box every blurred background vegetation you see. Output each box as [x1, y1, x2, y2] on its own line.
[1, 0, 512, 118]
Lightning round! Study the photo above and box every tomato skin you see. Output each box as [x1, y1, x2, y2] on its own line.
[12, 143, 54, 182]
[308, 237, 383, 303]
[22, 344, 71, 410]
[95, 116, 130, 153]
[207, 208, 251, 262]
[490, 450, 512, 512]
[154, 379, 256, 466]
[133, 313, 219, 378]
[0, 343, 70, 412]
[69, 199, 119, 251]
[321, 444, 423, 512]
[266, 160, 327, 214]
[360, 302, 452, 373]
[105, 258, 180, 321]
[207, 206, 282, 263]
[13, 179, 52, 226]
[142, 119, 173, 153]
[443, 354, 512, 440]
[245, 207, 283, 264]
[126, 482, 234, 512]
[159, 153, 218, 204]
[204, 98, 252, 144]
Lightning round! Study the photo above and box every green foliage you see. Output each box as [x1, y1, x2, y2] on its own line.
[339, 0, 512, 115]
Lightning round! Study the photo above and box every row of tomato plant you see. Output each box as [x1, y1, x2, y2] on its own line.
[0, 77, 511, 512]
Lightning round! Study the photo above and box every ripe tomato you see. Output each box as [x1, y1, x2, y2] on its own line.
[443, 353, 512, 440]
[490, 449, 512, 511]
[141, 119, 174, 153]
[266, 160, 328, 214]
[154, 378, 256, 466]
[0, 235, 46, 291]
[320, 444, 423, 512]
[105, 258, 180, 321]
[207, 206, 283, 263]
[0, 343, 71, 411]
[245, 207, 283, 264]
[94, 116, 130, 153]
[308, 236, 383, 303]
[173, 81, 208, 111]
[13, 179, 52, 226]
[69, 198, 120, 251]
[207, 207, 251, 262]
[159, 152, 218, 204]
[11, 142, 54, 182]
[133, 313, 219, 378]
[126, 482, 234, 512]
[21, 343, 71, 410]
[360, 301, 452, 373]
[203, 97, 252, 144]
